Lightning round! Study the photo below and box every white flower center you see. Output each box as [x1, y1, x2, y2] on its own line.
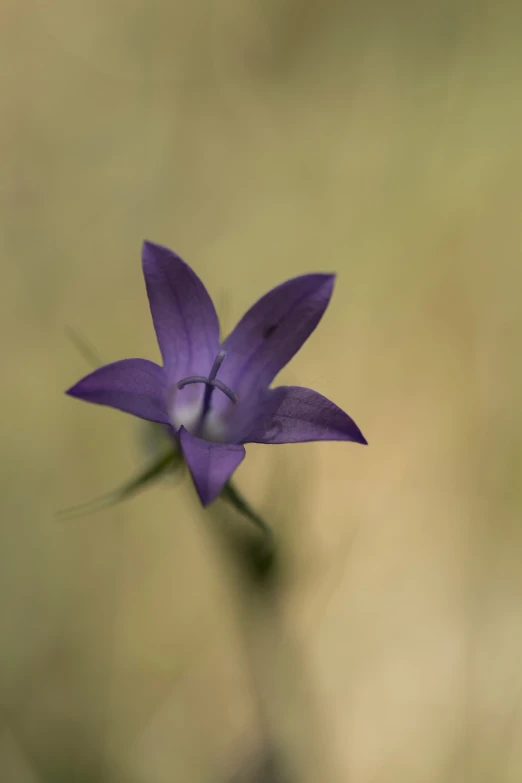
[170, 350, 238, 443]
[170, 400, 228, 443]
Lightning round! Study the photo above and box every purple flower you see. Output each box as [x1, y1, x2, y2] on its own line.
[66, 242, 367, 506]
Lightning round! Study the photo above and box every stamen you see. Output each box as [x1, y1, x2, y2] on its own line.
[175, 350, 238, 408]
[211, 379, 238, 404]
[208, 349, 227, 382]
[177, 375, 209, 390]
[176, 376, 238, 403]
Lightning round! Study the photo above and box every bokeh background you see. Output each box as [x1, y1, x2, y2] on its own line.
[2, 1, 522, 781]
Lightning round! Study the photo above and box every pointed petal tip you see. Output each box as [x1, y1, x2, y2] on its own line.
[142, 239, 181, 264]
[65, 378, 88, 400]
[199, 491, 215, 508]
[65, 380, 106, 403]
[343, 418, 368, 446]
[316, 274, 336, 304]
[325, 274, 336, 301]
[346, 415, 368, 447]
[242, 385, 368, 446]
[142, 238, 162, 249]
[179, 427, 246, 507]
[310, 272, 336, 295]
[141, 239, 191, 272]
[63, 359, 169, 424]
[142, 238, 159, 257]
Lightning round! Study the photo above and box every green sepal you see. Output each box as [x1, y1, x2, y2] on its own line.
[56, 449, 183, 521]
[220, 481, 275, 563]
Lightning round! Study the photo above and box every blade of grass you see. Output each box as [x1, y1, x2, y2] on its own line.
[56, 449, 182, 521]
[65, 325, 104, 368]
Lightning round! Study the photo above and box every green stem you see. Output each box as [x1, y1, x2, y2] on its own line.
[220, 480, 275, 561]
[56, 448, 181, 520]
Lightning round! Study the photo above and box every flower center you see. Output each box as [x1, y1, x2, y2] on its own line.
[171, 350, 238, 440]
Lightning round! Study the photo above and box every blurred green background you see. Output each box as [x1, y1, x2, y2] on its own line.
[2, 1, 522, 781]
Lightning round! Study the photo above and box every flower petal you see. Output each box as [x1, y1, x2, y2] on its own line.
[242, 385, 367, 445]
[142, 241, 221, 380]
[219, 274, 335, 400]
[66, 358, 169, 424]
[179, 427, 245, 506]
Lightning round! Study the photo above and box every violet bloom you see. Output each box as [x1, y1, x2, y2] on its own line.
[67, 242, 367, 506]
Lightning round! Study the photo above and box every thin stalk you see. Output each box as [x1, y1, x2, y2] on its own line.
[221, 480, 276, 564]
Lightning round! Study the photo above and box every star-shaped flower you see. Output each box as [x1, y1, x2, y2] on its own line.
[66, 242, 367, 506]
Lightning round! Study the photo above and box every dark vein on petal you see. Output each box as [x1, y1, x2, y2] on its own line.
[159, 260, 192, 373]
[233, 284, 320, 390]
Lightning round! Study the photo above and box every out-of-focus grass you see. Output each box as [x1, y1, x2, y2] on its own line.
[1, 1, 522, 781]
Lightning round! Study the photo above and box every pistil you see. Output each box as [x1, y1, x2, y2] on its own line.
[175, 350, 238, 437]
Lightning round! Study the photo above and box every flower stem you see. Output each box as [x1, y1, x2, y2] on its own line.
[220, 480, 276, 564]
